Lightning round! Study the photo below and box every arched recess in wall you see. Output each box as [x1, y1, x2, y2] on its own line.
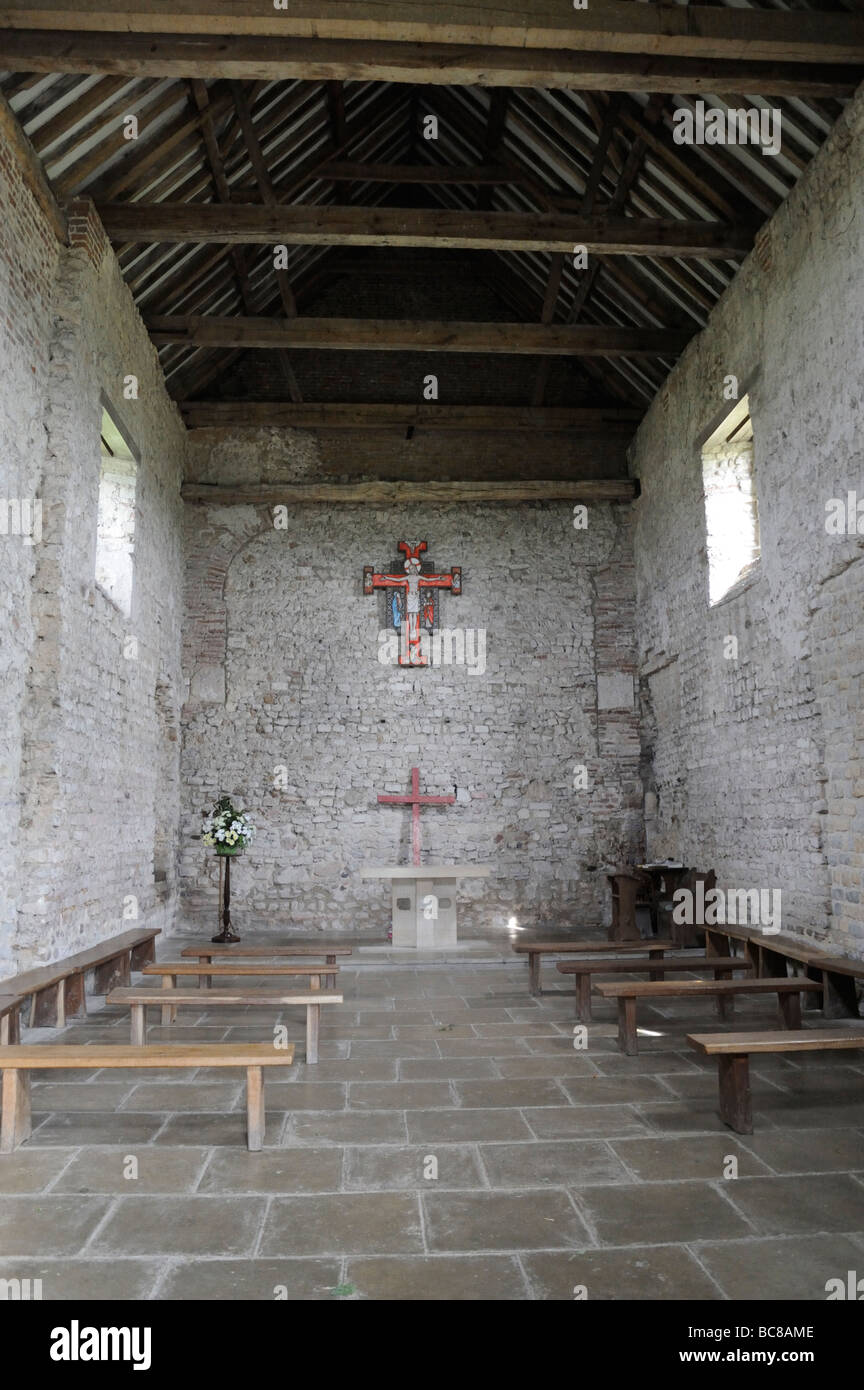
[153, 676, 180, 896]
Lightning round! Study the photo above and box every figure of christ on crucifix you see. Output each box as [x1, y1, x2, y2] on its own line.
[363, 540, 461, 667]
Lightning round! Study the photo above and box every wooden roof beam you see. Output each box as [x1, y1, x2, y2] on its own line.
[0, 33, 858, 96]
[97, 203, 756, 257]
[4, 2, 864, 64]
[145, 313, 694, 357]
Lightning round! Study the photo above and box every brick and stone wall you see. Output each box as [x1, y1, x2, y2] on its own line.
[178, 455, 642, 938]
[0, 124, 61, 976]
[630, 89, 864, 955]
[0, 172, 186, 973]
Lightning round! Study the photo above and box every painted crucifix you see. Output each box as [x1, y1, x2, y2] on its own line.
[363, 540, 461, 667]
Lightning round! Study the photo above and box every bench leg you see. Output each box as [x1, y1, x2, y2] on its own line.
[130, 1003, 146, 1046]
[0, 1070, 32, 1153]
[93, 951, 131, 995]
[804, 967, 824, 1011]
[648, 951, 665, 983]
[246, 1066, 264, 1151]
[131, 936, 157, 971]
[0, 1008, 21, 1046]
[310, 972, 321, 992]
[161, 975, 177, 1026]
[717, 1054, 752, 1134]
[618, 997, 639, 1056]
[31, 982, 62, 1028]
[713, 968, 735, 1020]
[198, 955, 212, 989]
[822, 970, 859, 1019]
[778, 990, 802, 1029]
[65, 971, 86, 1020]
[306, 1004, 320, 1065]
[574, 974, 592, 1023]
[528, 953, 541, 996]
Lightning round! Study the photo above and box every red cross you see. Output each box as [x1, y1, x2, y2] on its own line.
[377, 766, 455, 867]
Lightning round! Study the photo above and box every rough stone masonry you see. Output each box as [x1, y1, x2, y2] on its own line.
[179, 472, 642, 937]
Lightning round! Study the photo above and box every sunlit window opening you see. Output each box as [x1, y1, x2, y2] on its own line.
[701, 395, 760, 605]
[96, 403, 138, 618]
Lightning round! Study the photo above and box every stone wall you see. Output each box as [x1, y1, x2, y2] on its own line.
[179, 440, 642, 938]
[0, 121, 61, 975]
[0, 170, 186, 973]
[630, 88, 864, 955]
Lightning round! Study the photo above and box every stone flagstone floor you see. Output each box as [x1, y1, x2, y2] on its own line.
[1, 941, 863, 1301]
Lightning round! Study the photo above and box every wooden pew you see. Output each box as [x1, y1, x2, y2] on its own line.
[703, 923, 864, 1018]
[0, 1042, 294, 1153]
[513, 939, 674, 996]
[594, 977, 824, 1055]
[141, 962, 339, 1016]
[557, 955, 749, 1021]
[0, 995, 22, 1045]
[180, 941, 350, 989]
[0, 928, 160, 1028]
[108, 986, 342, 1063]
[688, 1028, 864, 1133]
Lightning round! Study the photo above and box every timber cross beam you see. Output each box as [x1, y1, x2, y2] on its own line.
[0, 34, 858, 96]
[95, 204, 757, 258]
[2, 2, 864, 64]
[146, 314, 693, 357]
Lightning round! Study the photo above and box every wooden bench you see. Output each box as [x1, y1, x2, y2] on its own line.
[108, 986, 342, 1064]
[688, 1028, 864, 1133]
[704, 923, 864, 1018]
[0, 995, 22, 1045]
[557, 955, 749, 1021]
[0, 928, 160, 1028]
[0, 1042, 294, 1154]
[513, 939, 674, 996]
[141, 962, 340, 1001]
[180, 941, 351, 989]
[594, 977, 824, 1055]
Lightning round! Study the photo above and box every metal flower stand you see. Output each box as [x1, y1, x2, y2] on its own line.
[212, 849, 241, 944]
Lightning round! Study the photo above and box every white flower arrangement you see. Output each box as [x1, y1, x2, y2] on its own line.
[201, 795, 256, 852]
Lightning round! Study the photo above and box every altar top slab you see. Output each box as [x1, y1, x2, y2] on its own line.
[360, 866, 492, 879]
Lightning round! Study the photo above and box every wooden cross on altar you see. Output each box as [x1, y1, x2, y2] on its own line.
[377, 766, 455, 866]
[363, 540, 461, 667]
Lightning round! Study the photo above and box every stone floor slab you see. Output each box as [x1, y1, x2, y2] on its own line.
[423, 1189, 589, 1252]
[197, 1148, 344, 1194]
[54, 1147, 210, 1193]
[344, 1144, 484, 1191]
[481, 1139, 629, 1188]
[347, 1254, 526, 1300]
[287, 1110, 407, 1146]
[159, 1257, 342, 1301]
[406, 1108, 534, 1144]
[91, 1196, 267, 1256]
[260, 1194, 424, 1256]
[0, 1196, 113, 1256]
[577, 1180, 751, 1245]
[694, 1234, 864, 1300]
[522, 1246, 720, 1300]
